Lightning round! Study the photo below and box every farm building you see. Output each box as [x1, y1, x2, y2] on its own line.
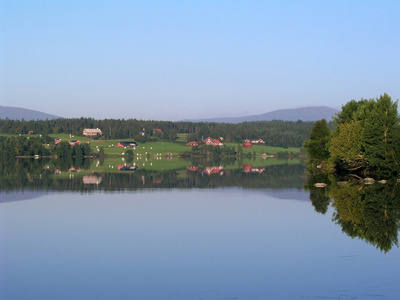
[187, 141, 199, 146]
[69, 140, 81, 146]
[118, 141, 139, 148]
[187, 166, 199, 171]
[245, 139, 265, 144]
[204, 137, 224, 146]
[83, 128, 102, 136]
[242, 143, 252, 148]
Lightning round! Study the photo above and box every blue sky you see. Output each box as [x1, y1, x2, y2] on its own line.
[1, 0, 399, 121]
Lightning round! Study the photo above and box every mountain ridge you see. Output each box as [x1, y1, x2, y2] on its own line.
[183, 106, 340, 123]
[1, 105, 339, 122]
[0, 105, 61, 120]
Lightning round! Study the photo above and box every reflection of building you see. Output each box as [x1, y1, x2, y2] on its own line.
[118, 164, 138, 171]
[83, 175, 102, 184]
[83, 128, 102, 136]
[202, 166, 224, 175]
[242, 164, 265, 173]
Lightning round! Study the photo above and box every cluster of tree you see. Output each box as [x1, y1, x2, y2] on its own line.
[0, 118, 316, 147]
[0, 136, 93, 158]
[304, 94, 400, 177]
[0, 136, 51, 157]
[53, 141, 92, 158]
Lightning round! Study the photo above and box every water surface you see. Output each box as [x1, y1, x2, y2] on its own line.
[1, 187, 399, 300]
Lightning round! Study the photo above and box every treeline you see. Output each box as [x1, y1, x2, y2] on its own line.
[0, 118, 318, 147]
[0, 136, 92, 158]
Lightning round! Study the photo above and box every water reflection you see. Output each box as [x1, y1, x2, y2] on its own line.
[305, 176, 400, 253]
[0, 157, 306, 192]
[1, 157, 400, 253]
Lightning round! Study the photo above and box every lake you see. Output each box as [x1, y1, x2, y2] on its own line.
[1, 159, 399, 299]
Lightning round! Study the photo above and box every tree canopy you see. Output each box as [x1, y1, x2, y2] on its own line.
[306, 93, 400, 177]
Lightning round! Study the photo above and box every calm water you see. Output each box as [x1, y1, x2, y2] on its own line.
[1, 160, 399, 299]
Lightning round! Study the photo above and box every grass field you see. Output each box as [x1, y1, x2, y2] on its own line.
[1, 133, 301, 156]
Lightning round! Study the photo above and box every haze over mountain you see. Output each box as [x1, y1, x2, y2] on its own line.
[1, 105, 340, 122]
[184, 106, 340, 123]
[0, 105, 61, 120]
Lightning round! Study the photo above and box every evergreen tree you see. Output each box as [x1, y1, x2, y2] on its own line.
[303, 119, 331, 160]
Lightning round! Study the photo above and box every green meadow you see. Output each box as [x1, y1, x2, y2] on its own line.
[1, 132, 301, 157]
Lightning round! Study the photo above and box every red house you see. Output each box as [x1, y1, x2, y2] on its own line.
[204, 137, 223, 146]
[242, 143, 252, 148]
[69, 140, 81, 146]
[187, 166, 199, 171]
[187, 141, 199, 146]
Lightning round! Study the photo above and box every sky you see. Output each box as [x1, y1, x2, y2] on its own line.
[1, 0, 399, 121]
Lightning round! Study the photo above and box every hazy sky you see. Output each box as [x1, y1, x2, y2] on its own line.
[1, 0, 399, 121]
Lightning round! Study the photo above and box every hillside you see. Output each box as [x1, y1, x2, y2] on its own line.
[0, 105, 61, 120]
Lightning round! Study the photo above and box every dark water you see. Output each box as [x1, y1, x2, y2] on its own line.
[1, 159, 399, 299]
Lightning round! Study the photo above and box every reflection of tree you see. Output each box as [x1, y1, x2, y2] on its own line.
[0, 158, 306, 192]
[304, 174, 332, 214]
[309, 190, 331, 214]
[330, 183, 400, 253]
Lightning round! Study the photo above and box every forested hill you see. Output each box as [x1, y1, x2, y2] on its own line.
[0, 118, 319, 148]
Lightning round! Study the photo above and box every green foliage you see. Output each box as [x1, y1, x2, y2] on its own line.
[359, 94, 400, 176]
[331, 183, 400, 253]
[303, 119, 331, 160]
[329, 120, 363, 169]
[0, 136, 51, 157]
[310, 93, 400, 177]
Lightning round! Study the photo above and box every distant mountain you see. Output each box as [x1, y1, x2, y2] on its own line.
[0, 105, 61, 120]
[185, 106, 339, 123]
